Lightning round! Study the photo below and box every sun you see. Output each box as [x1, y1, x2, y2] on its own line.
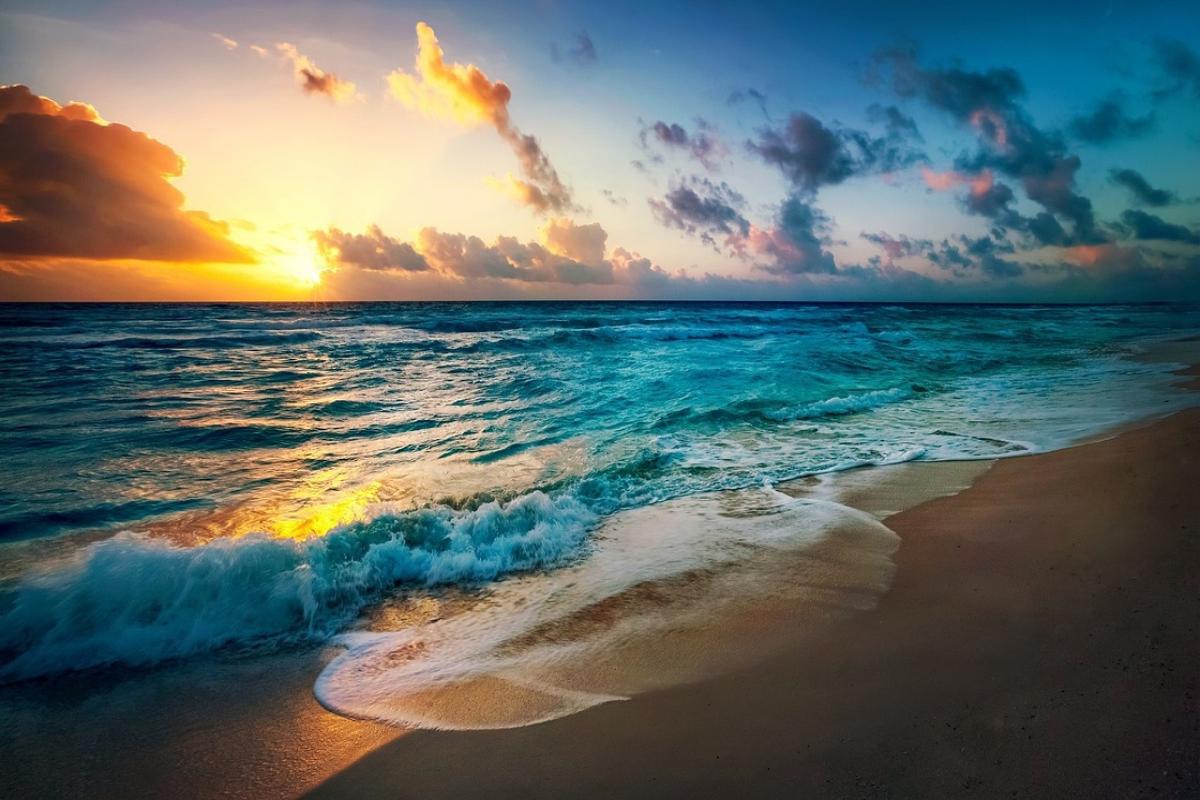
[271, 239, 327, 288]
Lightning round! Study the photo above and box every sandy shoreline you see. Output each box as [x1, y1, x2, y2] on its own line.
[2, 367, 1197, 798]
[303, 408, 1200, 800]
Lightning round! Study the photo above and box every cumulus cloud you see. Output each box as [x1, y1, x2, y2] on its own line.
[312, 225, 428, 271]
[277, 43, 359, 103]
[862, 228, 1023, 279]
[748, 194, 837, 275]
[1109, 168, 1179, 207]
[1068, 93, 1155, 144]
[747, 110, 924, 193]
[211, 33, 238, 51]
[861, 231, 933, 263]
[648, 177, 749, 250]
[550, 33, 597, 66]
[1119, 210, 1200, 244]
[313, 217, 726, 292]
[0, 85, 251, 263]
[388, 22, 574, 214]
[639, 119, 727, 172]
[921, 167, 1016, 218]
[539, 217, 607, 264]
[876, 47, 1101, 244]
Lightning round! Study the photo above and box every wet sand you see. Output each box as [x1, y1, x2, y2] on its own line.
[307, 408, 1200, 800]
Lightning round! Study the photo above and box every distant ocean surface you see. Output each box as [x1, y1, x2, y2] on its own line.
[1, 302, 1198, 688]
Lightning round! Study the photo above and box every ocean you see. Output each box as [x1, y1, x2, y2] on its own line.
[1, 301, 1197, 725]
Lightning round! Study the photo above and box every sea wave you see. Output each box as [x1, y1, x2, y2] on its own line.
[0, 490, 595, 682]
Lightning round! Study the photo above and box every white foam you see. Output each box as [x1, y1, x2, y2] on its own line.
[0, 491, 596, 681]
[314, 487, 900, 729]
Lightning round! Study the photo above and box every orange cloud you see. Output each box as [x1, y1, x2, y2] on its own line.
[0, 85, 252, 263]
[969, 108, 1009, 149]
[277, 43, 359, 103]
[1063, 244, 1112, 266]
[388, 22, 575, 214]
[539, 218, 607, 264]
[386, 22, 511, 126]
[921, 167, 994, 197]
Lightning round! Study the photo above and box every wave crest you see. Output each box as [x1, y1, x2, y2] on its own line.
[0, 491, 594, 682]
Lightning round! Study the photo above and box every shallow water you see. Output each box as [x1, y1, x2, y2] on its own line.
[0, 301, 1197, 691]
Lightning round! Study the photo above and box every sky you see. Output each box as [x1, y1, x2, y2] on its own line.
[1, 0, 1199, 302]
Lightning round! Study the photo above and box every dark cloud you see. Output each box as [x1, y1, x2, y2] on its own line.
[648, 177, 749, 249]
[747, 110, 924, 193]
[1109, 168, 1178, 207]
[866, 103, 922, 142]
[312, 226, 428, 271]
[750, 194, 837, 275]
[0, 85, 251, 263]
[1119, 210, 1200, 244]
[550, 32, 597, 66]
[860, 231, 932, 262]
[639, 119, 727, 172]
[877, 48, 1100, 244]
[865, 230, 1021, 279]
[1152, 39, 1200, 99]
[1023, 212, 1071, 247]
[1068, 93, 1155, 143]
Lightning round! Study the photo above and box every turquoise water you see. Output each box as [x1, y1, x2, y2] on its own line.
[0, 301, 1197, 681]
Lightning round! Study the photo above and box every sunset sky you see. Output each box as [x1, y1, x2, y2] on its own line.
[2, 0, 1199, 301]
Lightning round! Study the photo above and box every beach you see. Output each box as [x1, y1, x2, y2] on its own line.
[307, 407, 1200, 799]
[2, 391, 1195, 799]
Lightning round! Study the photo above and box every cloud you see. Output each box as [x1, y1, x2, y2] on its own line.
[211, 33, 237, 51]
[930, 234, 1022, 278]
[550, 33, 597, 66]
[727, 87, 770, 119]
[648, 177, 749, 249]
[312, 225, 428, 271]
[1119, 210, 1200, 244]
[877, 47, 1100, 243]
[1109, 168, 1179, 207]
[601, 188, 627, 207]
[747, 110, 924, 193]
[388, 22, 574, 214]
[860, 231, 932, 263]
[639, 119, 727, 172]
[276, 43, 359, 103]
[748, 194, 838, 275]
[1153, 39, 1200, 99]
[0, 84, 251, 263]
[863, 230, 1021, 279]
[921, 167, 1016, 217]
[540, 217, 608, 264]
[314, 218, 724, 292]
[866, 103, 922, 142]
[1068, 93, 1155, 144]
